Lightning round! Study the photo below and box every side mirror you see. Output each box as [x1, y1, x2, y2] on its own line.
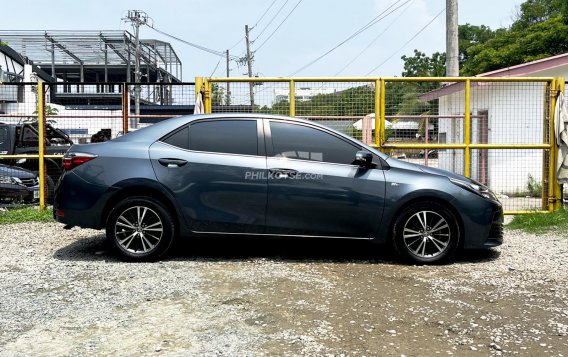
[354, 150, 373, 167]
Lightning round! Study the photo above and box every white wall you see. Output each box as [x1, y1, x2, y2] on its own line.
[438, 82, 546, 194]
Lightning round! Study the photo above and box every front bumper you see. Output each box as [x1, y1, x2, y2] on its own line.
[457, 194, 504, 250]
[484, 207, 504, 247]
[0, 183, 39, 204]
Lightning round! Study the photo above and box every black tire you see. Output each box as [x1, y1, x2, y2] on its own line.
[45, 175, 55, 204]
[30, 172, 54, 204]
[106, 196, 175, 262]
[392, 201, 460, 264]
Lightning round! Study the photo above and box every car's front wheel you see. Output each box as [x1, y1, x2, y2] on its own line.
[106, 196, 175, 261]
[392, 201, 460, 264]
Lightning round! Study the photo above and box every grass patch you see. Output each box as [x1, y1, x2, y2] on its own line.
[0, 207, 53, 225]
[508, 208, 568, 233]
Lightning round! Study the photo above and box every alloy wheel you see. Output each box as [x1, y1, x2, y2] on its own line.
[114, 206, 163, 254]
[402, 210, 451, 259]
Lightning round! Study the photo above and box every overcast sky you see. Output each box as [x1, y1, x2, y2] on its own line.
[1, 0, 522, 81]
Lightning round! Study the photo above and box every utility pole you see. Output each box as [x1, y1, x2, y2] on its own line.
[226, 49, 231, 106]
[446, 0, 459, 76]
[446, 0, 459, 173]
[123, 10, 148, 128]
[245, 25, 255, 108]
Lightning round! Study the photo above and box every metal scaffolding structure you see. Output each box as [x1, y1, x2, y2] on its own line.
[0, 30, 182, 82]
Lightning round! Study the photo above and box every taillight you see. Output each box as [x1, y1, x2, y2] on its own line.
[63, 153, 97, 170]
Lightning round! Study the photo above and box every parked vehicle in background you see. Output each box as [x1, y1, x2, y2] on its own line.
[54, 114, 503, 264]
[0, 163, 39, 204]
[0, 122, 73, 201]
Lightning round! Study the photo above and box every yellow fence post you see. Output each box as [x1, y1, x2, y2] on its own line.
[549, 78, 559, 212]
[204, 79, 212, 113]
[464, 79, 471, 178]
[554, 77, 565, 211]
[374, 79, 380, 146]
[289, 80, 296, 117]
[195, 77, 203, 101]
[379, 78, 386, 150]
[37, 82, 46, 211]
[195, 77, 204, 113]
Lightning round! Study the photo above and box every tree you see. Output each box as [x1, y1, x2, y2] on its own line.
[211, 83, 225, 105]
[402, 0, 568, 76]
[462, 15, 568, 74]
[458, 24, 496, 66]
[512, 0, 565, 29]
[401, 50, 446, 77]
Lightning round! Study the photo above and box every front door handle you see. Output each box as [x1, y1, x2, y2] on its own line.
[270, 168, 298, 179]
[158, 158, 188, 168]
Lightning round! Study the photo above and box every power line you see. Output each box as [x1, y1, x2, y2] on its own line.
[148, 25, 240, 60]
[228, 37, 245, 50]
[253, 0, 280, 28]
[288, 0, 409, 76]
[365, 7, 445, 76]
[227, 0, 280, 54]
[335, 0, 415, 76]
[253, 0, 290, 41]
[210, 57, 222, 77]
[255, 0, 304, 52]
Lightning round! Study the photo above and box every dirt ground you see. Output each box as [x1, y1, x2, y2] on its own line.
[0, 223, 567, 356]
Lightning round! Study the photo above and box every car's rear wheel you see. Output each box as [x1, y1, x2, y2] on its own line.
[392, 201, 459, 264]
[106, 196, 175, 261]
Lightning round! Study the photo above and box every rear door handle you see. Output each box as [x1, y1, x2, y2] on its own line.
[158, 158, 188, 168]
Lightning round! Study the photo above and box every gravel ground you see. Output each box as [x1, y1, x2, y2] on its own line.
[0, 222, 567, 356]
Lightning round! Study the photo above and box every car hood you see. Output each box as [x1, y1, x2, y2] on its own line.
[386, 157, 475, 183]
[0, 164, 37, 179]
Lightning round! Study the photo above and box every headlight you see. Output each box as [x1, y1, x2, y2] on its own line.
[449, 178, 499, 201]
[0, 175, 12, 184]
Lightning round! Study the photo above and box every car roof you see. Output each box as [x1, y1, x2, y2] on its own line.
[114, 113, 323, 142]
[112, 113, 388, 160]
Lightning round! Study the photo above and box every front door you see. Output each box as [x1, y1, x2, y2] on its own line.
[264, 120, 386, 238]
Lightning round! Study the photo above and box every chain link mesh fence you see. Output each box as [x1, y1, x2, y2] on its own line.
[0, 83, 42, 207]
[206, 77, 559, 213]
[0, 78, 560, 213]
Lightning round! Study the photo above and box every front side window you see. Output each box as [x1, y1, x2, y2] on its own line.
[270, 122, 359, 165]
[190, 120, 258, 156]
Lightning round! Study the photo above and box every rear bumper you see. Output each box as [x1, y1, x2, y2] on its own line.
[53, 171, 114, 229]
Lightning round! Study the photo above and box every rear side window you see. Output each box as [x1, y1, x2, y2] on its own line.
[270, 122, 359, 165]
[162, 126, 189, 149]
[190, 120, 258, 156]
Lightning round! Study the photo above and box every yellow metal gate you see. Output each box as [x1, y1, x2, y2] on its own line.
[198, 76, 564, 214]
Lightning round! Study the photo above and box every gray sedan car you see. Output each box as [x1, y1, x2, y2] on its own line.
[54, 114, 503, 263]
[0, 163, 39, 204]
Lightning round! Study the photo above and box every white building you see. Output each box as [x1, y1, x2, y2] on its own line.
[420, 53, 568, 194]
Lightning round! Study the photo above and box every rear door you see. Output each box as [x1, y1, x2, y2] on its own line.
[149, 118, 268, 234]
[264, 119, 386, 238]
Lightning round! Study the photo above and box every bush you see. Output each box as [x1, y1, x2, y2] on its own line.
[527, 174, 542, 197]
